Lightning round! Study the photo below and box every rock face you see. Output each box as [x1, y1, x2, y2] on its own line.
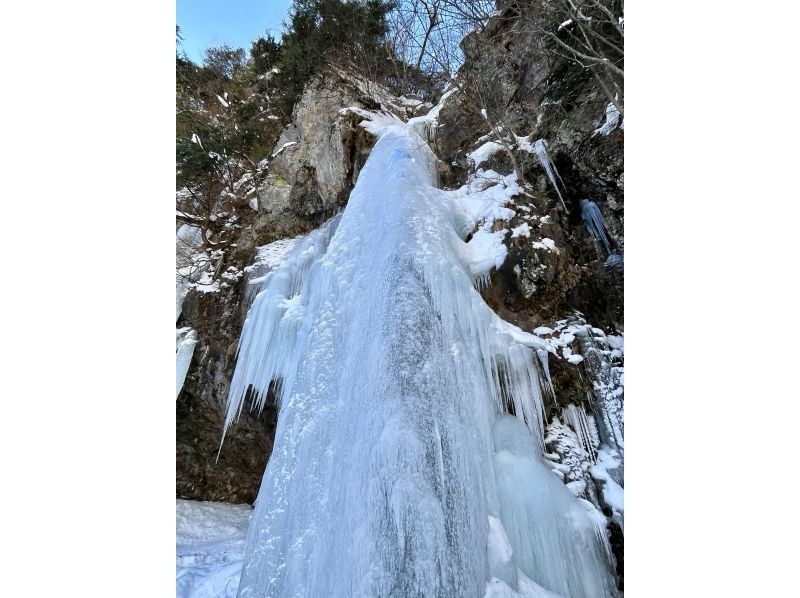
[434, 6, 624, 333]
[255, 75, 378, 227]
[428, 6, 624, 587]
[176, 71, 382, 503]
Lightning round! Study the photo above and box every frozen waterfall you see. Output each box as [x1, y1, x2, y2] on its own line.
[225, 122, 619, 597]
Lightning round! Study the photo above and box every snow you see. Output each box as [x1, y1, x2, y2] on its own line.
[176, 224, 206, 319]
[448, 169, 520, 231]
[484, 576, 563, 598]
[511, 223, 532, 238]
[345, 106, 405, 138]
[531, 237, 559, 253]
[515, 135, 536, 153]
[591, 447, 624, 532]
[407, 85, 457, 142]
[176, 499, 252, 598]
[270, 141, 297, 159]
[245, 237, 303, 280]
[224, 123, 617, 597]
[464, 227, 509, 287]
[468, 141, 506, 169]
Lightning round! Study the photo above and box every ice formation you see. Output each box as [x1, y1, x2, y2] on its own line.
[493, 416, 618, 598]
[532, 139, 567, 210]
[407, 86, 457, 142]
[176, 499, 252, 598]
[592, 104, 622, 137]
[579, 199, 612, 255]
[176, 327, 198, 399]
[225, 122, 618, 597]
[176, 223, 205, 320]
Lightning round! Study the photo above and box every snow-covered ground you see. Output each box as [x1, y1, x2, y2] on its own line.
[176, 500, 252, 598]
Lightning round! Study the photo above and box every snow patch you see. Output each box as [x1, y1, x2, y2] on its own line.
[176, 500, 252, 598]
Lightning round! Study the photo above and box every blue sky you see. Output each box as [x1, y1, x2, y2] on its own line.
[177, 0, 294, 64]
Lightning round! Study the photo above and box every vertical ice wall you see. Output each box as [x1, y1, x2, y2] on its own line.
[225, 122, 619, 597]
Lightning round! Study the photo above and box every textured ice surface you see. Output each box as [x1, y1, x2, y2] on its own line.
[493, 416, 618, 598]
[176, 500, 252, 598]
[176, 327, 198, 399]
[226, 124, 618, 597]
[532, 139, 567, 210]
[580, 199, 612, 255]
[592, 104, 622, 137]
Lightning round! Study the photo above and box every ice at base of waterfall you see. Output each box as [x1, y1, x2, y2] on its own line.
[176, 499, 252, 598]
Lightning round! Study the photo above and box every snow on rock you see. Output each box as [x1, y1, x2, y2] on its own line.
[511, 223, 532, 238]
[176, 499, 252, 598]
[176, 224, 206, 318]
[531, 238, 559, 253]
[270, 141, 297, 159]
[545, 417, 595, 498]
[342, 106, 405, 138]
[591, 447, 624, 532]
[468, 141, 506, 169]
[244, 236, 304, 290]
[448, 169, 520, 231]
[464, 227, 509, 287]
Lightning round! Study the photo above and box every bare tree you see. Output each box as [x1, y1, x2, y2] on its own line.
[506, 0, 624, 114]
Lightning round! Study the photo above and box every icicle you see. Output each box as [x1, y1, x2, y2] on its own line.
[223, 213, 341, 436]
[532, 139, 567, 210]
[563, 404, 597, 461]
[176, 327, 198, 398]
[592, 103, 622, 137]
[579, 199, 613, 255]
